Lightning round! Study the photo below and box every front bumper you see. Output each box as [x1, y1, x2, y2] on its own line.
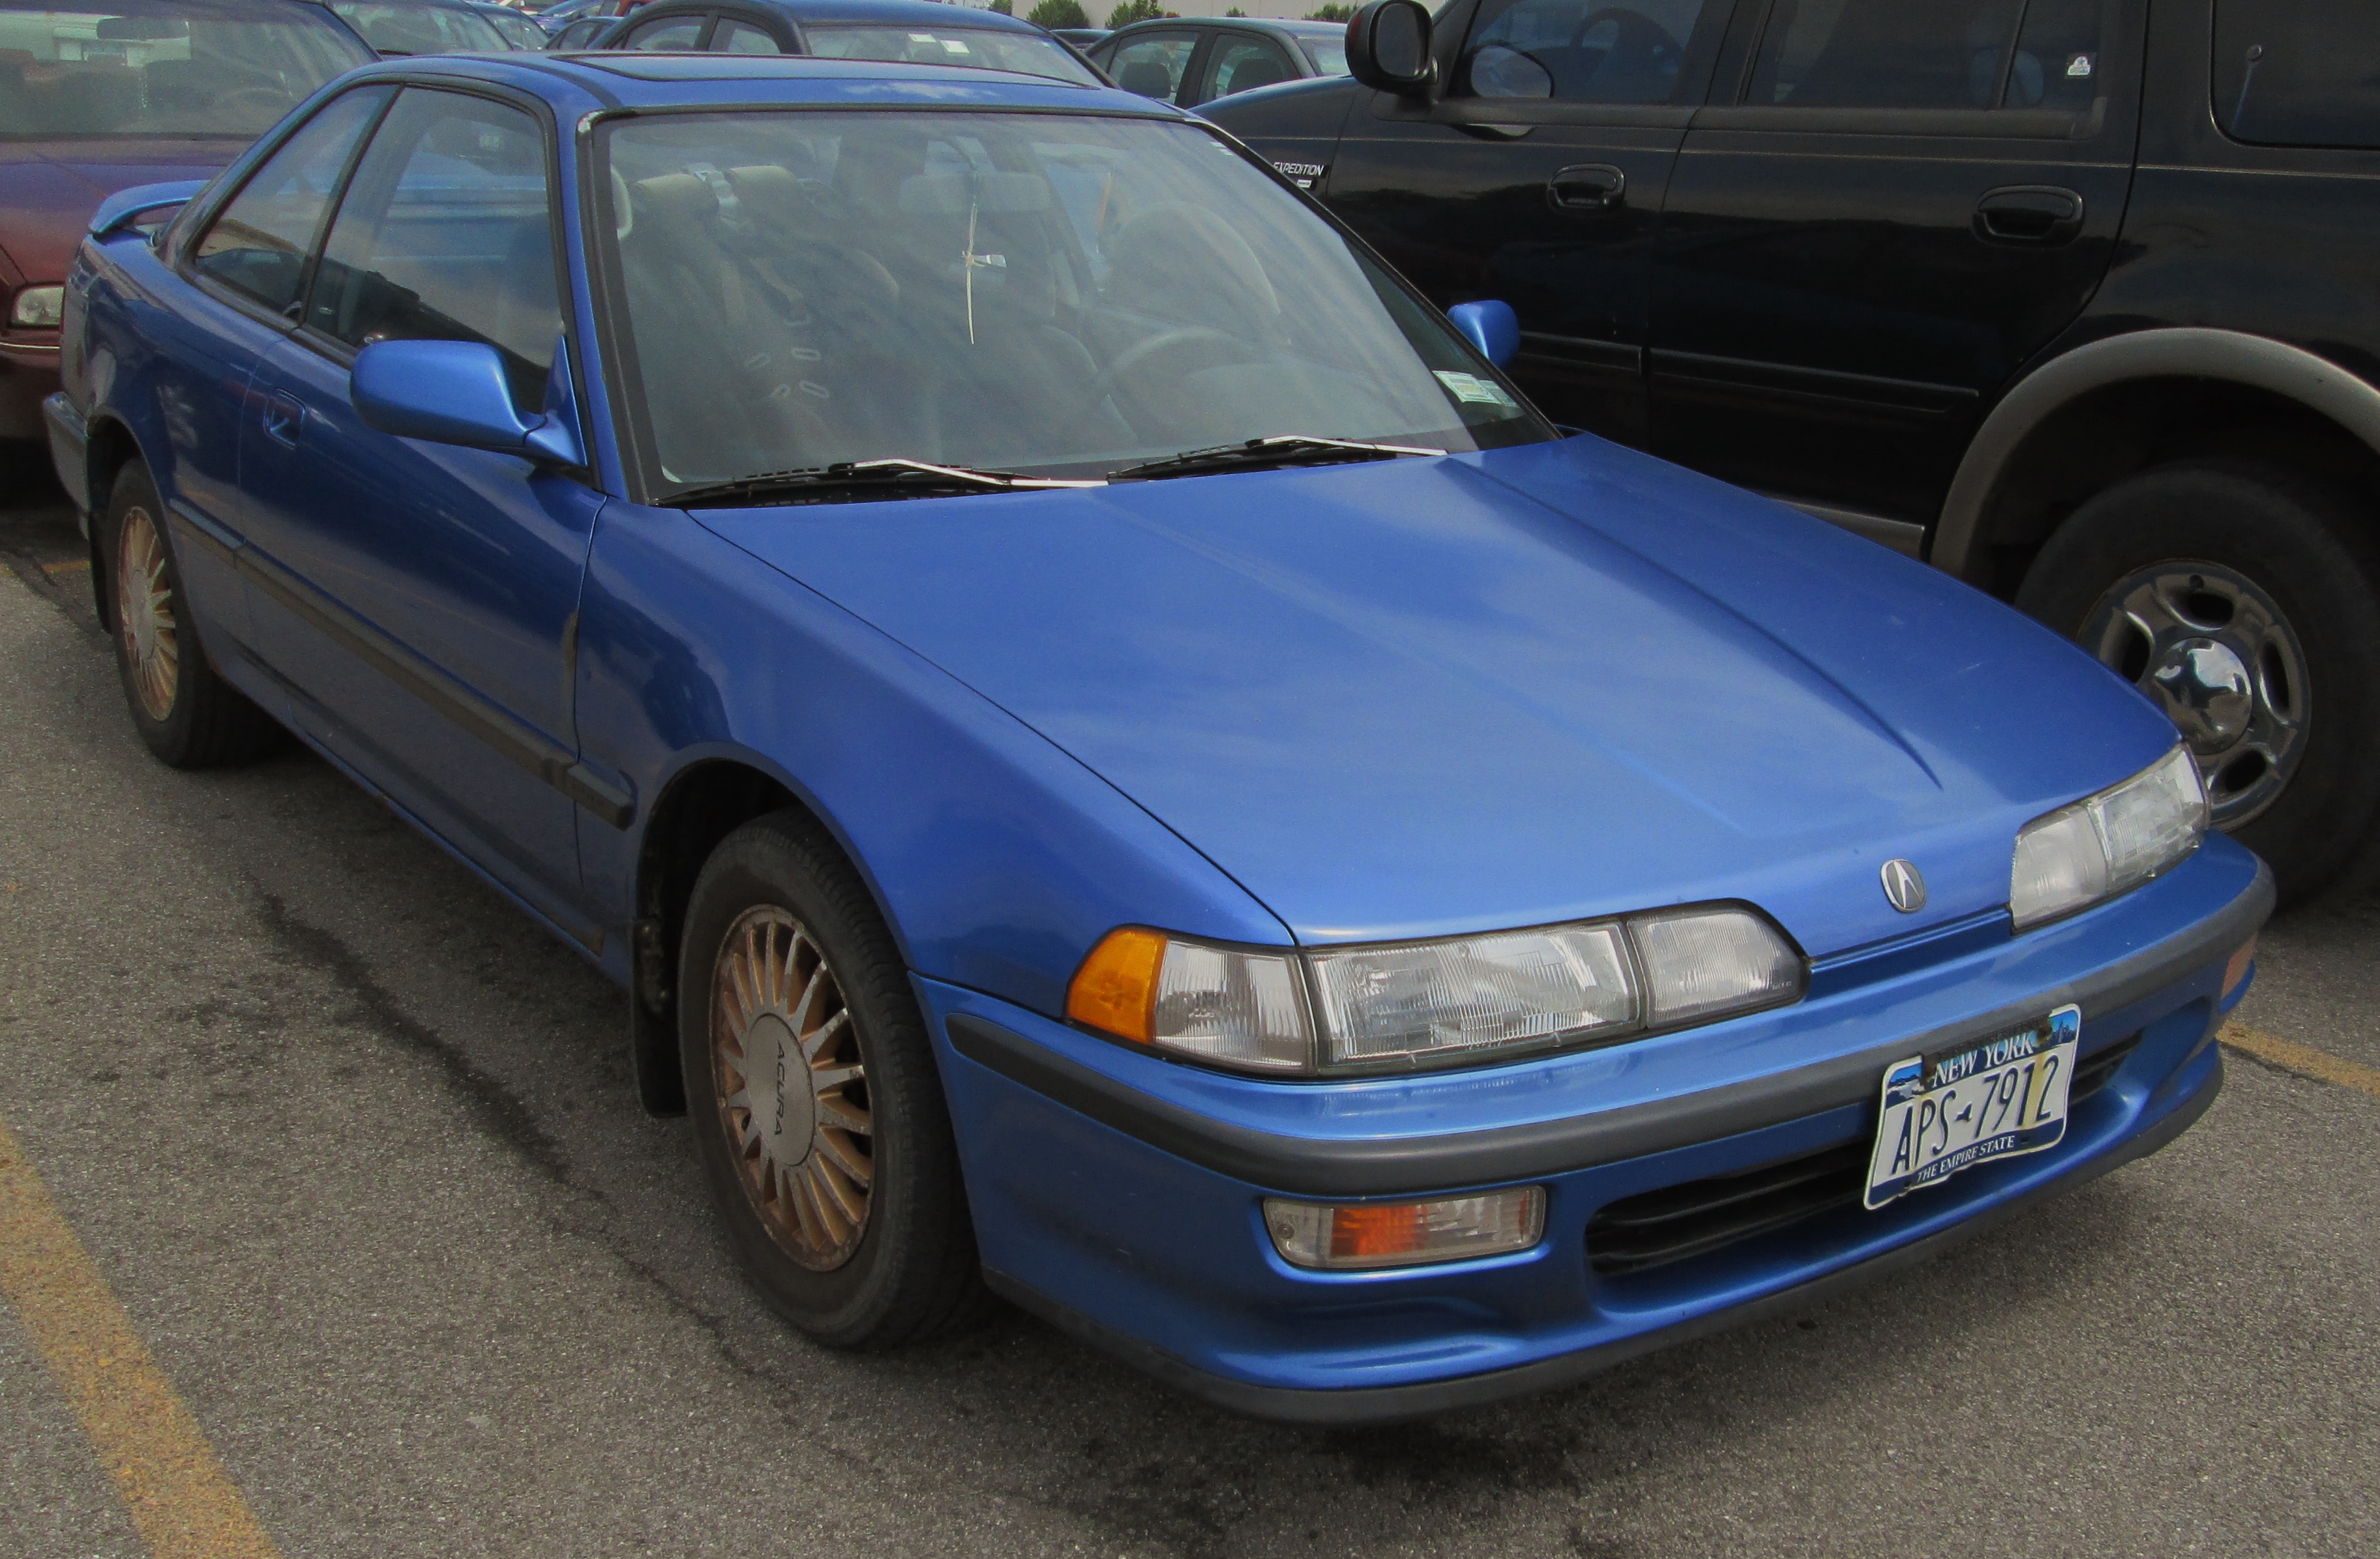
[923, 837, 2269, 1423]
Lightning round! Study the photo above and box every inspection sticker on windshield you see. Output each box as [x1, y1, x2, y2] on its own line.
[1864, 1004, 2079, 1209]
[1435, 370, 1517, 408]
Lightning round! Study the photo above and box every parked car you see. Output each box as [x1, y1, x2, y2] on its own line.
[466, 0, 550, 44]
[544, 13, 609, 44]
[527, 0, 613, 31]
[580, 0, 1101, 84]
[47, 48, 2267, 1421]
[0, 0, 372, 444]
[329, 0, 509, 52]
[1088, 13, 1347, 109]
[1208, 0, 2380, 906]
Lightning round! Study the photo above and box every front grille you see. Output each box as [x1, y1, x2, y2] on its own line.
[1585, 1030, 2143, 1277]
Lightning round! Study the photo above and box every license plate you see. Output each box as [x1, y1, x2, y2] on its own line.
[1864, 1004, 2080, 1210]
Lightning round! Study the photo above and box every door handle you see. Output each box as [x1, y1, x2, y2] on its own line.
[261, 389, 303, 448]
[1973, 185, 2085, 245]
[1548, 164, 1626, 213]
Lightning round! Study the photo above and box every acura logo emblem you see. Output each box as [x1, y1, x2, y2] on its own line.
[1881, 859, 1927, 913]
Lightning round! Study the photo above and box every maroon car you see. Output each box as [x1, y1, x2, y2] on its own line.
[1, 0, 371, 441]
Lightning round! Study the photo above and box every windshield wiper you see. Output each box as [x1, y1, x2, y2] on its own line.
[669, 457, 1106, 509]
[1109, 435, 1443, 483]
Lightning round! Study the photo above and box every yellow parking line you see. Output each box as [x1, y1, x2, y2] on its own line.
[0, 1116, 284, 1559]
[38, 559, 91, 574]
[2220, 1020, 2380, 1099]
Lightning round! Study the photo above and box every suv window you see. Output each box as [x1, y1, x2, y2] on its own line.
[712, 18, 777, 52]
[2214, 0, 2380, 149]
[1746, 0, 2089, 110]
[306, 88, 561, 406]
[191, 87, 389, 316]
[1105, 30, 1197, 100]
[1197, 33, 1296, 103]
[1459, 0, 1709, 102]
[625, 11, 706, 48]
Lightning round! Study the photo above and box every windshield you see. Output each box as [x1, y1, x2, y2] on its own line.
[479, 6, 542, 46]
[800, 25, 1101, 87]
[602, 111, 1547, 493]
[0, 0, 370, 137]
[330, 0, 505, 53]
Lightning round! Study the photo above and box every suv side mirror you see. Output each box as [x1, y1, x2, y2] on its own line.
[351, 338, 583, 466]
[1447, 300, 1519, 368]
[1347, 0, 1433, 96]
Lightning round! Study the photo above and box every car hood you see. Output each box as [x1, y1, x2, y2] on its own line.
[698, 436, 2176, 957]
[0, 140, 245, 284]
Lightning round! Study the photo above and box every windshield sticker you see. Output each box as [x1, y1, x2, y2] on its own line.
[1435, 370, 1517, 408]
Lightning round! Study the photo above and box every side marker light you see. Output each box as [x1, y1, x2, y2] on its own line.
[1065, 926, 1166, 1044]
[1264, 1187, 1545, 1271]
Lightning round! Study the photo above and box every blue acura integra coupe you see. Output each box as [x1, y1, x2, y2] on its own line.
[44, 48, 2268, 1422]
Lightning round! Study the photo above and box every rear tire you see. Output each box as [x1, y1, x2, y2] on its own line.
[677, 809, 987, 1348]
[103, 461, 281, 769]
[2016, 459, 2380, 902]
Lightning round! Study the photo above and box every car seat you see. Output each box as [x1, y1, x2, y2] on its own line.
[1116, 59, 1175, 98]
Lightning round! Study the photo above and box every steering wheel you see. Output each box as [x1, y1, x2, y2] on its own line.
[1073, 325, 1256, 421]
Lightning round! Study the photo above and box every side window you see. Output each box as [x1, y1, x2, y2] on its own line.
[191, 87, 389, 316]
[2213, 0, 2380, 147]
[712, 18, 779, 52]
[306, 89, 562, 407]
[556, 18, 606, 46]
[1459, 0, 1709, 103]
[1746, 0, 2029, 110]
[1105, 32, 1198, 101]
[1196, 35, 1296, 104]
[625, 12, 707, 48]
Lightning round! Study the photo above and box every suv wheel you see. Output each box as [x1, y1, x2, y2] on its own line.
[677, 810, 987, 1348]
[2017, 460, 2380, 902]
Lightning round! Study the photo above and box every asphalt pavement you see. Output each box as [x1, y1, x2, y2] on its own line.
[2, 458, 2374, 1559]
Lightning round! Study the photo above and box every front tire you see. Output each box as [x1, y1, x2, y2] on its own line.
[2016, 459, 2380, 902]
[677, 810, 985, 1348]
[103, 461, 280, 769]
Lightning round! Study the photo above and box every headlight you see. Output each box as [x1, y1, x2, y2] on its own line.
[1066, 904, 1805, 1077]
[10, 285, 63, 329]
[2010, 745, 2207, 930]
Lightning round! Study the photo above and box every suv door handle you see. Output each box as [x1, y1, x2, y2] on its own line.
[261, 389, 303, 448]
[1974, 185, 2085, 245]
[1548, 164, 1626, 213]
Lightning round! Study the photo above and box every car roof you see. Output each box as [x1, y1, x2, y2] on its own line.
[1100, 14, 1345, 36]
[629, 0, 1059, 32]
[373, 47, 1189, 111]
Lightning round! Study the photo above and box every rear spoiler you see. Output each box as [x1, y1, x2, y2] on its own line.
[88, 179, 209, 240]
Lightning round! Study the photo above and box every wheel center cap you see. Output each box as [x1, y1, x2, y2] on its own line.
[744, 1013, 814, 1168]
[2149, 636, 2254, 750]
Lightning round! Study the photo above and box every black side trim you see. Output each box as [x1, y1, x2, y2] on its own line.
[1650, 348, 1978, 414]
[983, 1061, 2222, 1426]
[233, 546, 634, 828]
[1515, 331, 1643, 378]
[945, 862, 2268, 1198]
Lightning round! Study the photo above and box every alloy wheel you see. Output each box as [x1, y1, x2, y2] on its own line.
[709, 905, 874, 1270]
[2079, 559, 2308, 827]
[115, 505, 179, 722]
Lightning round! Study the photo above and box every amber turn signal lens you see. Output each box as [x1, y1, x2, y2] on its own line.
[1067, 926, 1167, 1043]
[1264, 1187, 1545, 1271]
[2222, 937, 2257, 1000]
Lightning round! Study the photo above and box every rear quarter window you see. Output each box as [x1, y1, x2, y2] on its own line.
[2214, 0, 2380, 149]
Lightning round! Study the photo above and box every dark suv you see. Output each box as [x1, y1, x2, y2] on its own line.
[1208, 0, 2380, 903]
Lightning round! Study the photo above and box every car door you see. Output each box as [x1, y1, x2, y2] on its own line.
[1185, 28, 1298, 108]
[233, 83, 606, 945]
[1323, 0, 1736, 442]
[165, 85, 391, 650]
[1647, 0, 2140, 532]
[1097, 27, 1204, 105]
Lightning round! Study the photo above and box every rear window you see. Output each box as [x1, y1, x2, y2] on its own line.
[0, 0, 371, 137]
[2214, 0, 2380, 149]
[801, 23, 1101, 86]
[330, 0, 508, 54]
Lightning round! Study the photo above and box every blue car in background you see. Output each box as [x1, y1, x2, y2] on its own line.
[44, 48, 2268, 1421]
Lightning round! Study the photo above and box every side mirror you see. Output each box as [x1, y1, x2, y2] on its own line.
[1447, 299, 1519, 368]
[1346, 0, 1433, 97]
[351, 338, 583, 466]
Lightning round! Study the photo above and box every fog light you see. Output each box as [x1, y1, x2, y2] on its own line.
[1263, 1187, 1544, 1271]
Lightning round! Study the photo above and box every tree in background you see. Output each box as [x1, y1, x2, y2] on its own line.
[1028, 0, 1088, 25]
[1106, 0, 1168, 24]
[1224, 5, 1245, 12]
[989, 0, 1012, 12]
[1305, 3, 1355, 17]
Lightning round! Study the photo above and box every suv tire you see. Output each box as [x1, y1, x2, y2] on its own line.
[677, 809, 988, 1348]
[104, 460, 283, 769]
[2017, 459, 2380, 903]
